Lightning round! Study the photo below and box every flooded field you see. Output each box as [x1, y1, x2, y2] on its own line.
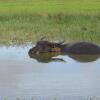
[0, 44, 100, 100]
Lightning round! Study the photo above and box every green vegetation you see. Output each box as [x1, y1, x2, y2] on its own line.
[0, 0, 100, 14]
[0, 0, 100, 45]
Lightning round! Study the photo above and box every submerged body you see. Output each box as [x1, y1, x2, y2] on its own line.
[60, 42, 100, 54]
[29, 41, 100, 55]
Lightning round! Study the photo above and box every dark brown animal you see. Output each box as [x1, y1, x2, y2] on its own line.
[29, 40, 100, 55]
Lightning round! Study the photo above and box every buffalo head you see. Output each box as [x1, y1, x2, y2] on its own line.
[29, 40, 65, 54]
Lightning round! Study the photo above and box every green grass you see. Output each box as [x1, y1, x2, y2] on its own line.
[0, 0, 100, 45]
[0, 0, 100, 14]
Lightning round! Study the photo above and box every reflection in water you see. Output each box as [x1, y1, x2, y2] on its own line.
[68, 54, 100, 63]
[29, 52, 65, 63]
[28, 52, 100, 63]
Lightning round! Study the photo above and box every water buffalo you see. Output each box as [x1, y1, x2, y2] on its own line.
[29, 40, 100, 55]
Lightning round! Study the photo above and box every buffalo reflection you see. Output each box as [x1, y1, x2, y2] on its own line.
[68, 54, 100, 63]
[29, 52, 65, 63]
[28, 52, 100, 63]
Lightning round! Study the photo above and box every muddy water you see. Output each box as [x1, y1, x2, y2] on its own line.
[0, 45, 100, 100]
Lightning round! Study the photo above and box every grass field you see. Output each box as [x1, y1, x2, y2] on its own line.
[0, 0, 100, 14]
[0, 0, 100, 45]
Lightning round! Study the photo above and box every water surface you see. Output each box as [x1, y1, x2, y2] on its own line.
[0, 45, 100, 100]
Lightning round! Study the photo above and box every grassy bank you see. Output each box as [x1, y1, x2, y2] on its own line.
[0, 0, 100, 45]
